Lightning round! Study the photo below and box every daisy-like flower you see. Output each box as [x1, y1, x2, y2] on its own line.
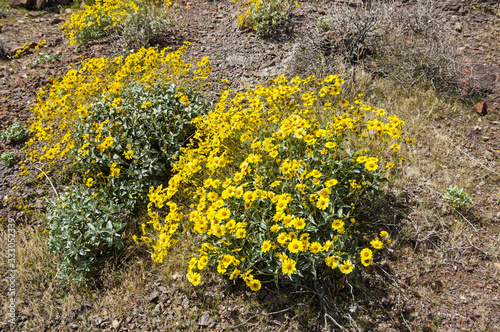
[282, 258, 296, 275]
[288, 239, 303, 253]
[339, 260, 354, 274]
[247, 278, 261, 291]
[261, 240, 272, 253]
[370, 238, 384, 249]
[365, 161, 378, 171]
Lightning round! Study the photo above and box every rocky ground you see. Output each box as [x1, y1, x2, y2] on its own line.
[0, 0, 499, 331]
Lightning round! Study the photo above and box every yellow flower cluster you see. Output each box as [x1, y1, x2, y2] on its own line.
[23, 43, 211, 182]
[62, 0, 173, 45]
[142, 185, 183, 263]
[141, 74, 410, 291]
[13, 40, 46, 58]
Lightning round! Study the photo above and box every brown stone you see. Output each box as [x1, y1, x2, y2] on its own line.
[474, 101, 488, 116]
[35, 0, 54, 9]
[10, 0, 35, 8]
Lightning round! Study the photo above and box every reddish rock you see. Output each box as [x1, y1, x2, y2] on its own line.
[474, 101, 488, 116]
[36, 0, 48, 9]
[10, 0, 35, 8]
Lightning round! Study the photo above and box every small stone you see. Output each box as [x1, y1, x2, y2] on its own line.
[198, 312, 213, 327]
[112, 319, 121, 329]
[81, 301, 92, 308]
[212, 38, 216, 43]
[182, 297, 189, 310]
[51, 17, 64, 25]
[474, 101, 487, 116]
[95, 318, 103, 326]
[454, 22, 462, 32]
[493, 263, 500, 270]
[100, 308, 108, 316]
[146, 290, 159, 302]
[153, 303, 163, 313]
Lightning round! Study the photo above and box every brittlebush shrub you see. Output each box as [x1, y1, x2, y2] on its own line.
[74, 82, 210, 209]
[62, 0, 174, 47]
[139, 75, 414, 291]
[236, 0, 291, 34]
[22, 45, 212, 282]
[47, 187, 125, 283]
[23, 44, 212, 185]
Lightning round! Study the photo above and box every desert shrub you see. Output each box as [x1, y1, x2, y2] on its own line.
[23, 43, 212, 186]
[1, 122, 28, 143]
[74, 82, 211, 209]
[442, 186, 474, 210]
[23, 45, 212, 282]
[139, 74, 413, 291]
[1, 151, 16, 166]
[47, 186, 125, 283]
[288, 0, 486, 98]
[62, 0, 175, 47]
[236, 0, 291, 34]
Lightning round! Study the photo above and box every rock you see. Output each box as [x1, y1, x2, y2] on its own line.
[146, 290, 159, 302]
[10, 0, 35, 8]
[198, 312, 213, 327]
[111, 319, 121, 329]
[51, 17, 64, 25]
[152, 303, 163, 313]
[35, 0, 49, 8]
[182, 297, 189, 310]
[494, 262, 500, 270]
[474, 101, 487, 116]
[64, 8, 72, 14]
[454, 22, 462, 32]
